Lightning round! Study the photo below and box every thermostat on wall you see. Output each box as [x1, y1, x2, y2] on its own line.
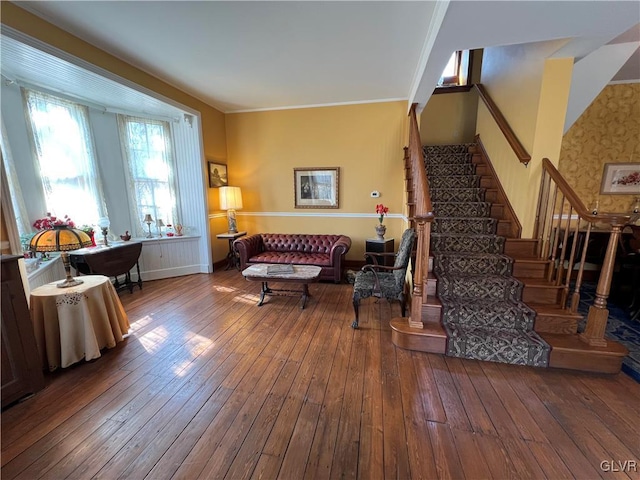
[370, 191, 380, 198]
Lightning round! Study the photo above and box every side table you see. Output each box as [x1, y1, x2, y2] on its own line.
[30, 275, 130, 371]
[217, 231, 247, 270]
[365, 238, 395, 266]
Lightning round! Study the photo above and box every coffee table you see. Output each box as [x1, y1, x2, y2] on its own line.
[241, 264, 322, 309]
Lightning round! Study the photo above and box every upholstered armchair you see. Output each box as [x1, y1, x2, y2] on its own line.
[351, 228, 416, 328]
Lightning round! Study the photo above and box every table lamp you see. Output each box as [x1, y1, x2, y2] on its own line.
[143, 214, 154, 238]
[97, 216, 110, 246]
[219, 186, 243, 234]
[156, 219, 165, 237]
[30, 226, 93, 288]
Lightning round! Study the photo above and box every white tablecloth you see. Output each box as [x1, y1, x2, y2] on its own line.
[30, 275, 130, 371]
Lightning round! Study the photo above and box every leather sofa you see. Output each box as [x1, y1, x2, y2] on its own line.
[234, 233, 351, 283]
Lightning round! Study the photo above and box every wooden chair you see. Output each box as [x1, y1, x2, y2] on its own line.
[351, 228, 416, 328]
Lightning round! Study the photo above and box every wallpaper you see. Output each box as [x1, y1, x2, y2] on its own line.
[558, 83, 640, 214]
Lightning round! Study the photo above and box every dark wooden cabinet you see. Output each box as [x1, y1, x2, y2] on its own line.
[365, 238, 395, 267]
[1, 255, 44, 408]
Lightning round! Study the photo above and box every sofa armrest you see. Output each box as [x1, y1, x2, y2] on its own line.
[330, 235, 352, 262]
[234, 234, 264, 270]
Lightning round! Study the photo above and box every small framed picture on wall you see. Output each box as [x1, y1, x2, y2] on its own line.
[600, 163, 640, 195]
[208, 161, 228, 188]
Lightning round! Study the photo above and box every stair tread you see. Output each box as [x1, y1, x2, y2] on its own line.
[517, 277, 565, 287]
[541, 333, 628, 356]
[513, 258, 550, 264]
[528, 304, 583, 318]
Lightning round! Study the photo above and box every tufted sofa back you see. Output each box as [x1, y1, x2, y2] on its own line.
[260, 234, 343, 254]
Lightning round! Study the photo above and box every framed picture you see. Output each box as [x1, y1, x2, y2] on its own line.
[208, 161, 228, 188]
[600, 163, 640, 195]
[294, 167, 339, 208]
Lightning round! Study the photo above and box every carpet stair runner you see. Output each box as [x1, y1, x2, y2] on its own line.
[425, 144, 551, 367]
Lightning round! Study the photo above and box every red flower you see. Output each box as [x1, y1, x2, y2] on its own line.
[375, 204, 389, 224]
[32, 213, 75, 231]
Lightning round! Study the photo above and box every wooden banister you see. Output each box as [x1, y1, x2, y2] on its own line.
[542, 158, 630, 226]
[536, 157, 633, 347]
[474, 84, 531, 166]
[407, 104, 434, 329]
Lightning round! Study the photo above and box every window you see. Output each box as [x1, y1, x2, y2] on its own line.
[118, 115, 178, 237]
[23, 89, 107, 227]
[438, 50, 471, 88]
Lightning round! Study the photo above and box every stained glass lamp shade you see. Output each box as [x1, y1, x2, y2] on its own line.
[30, 226, 93, 288]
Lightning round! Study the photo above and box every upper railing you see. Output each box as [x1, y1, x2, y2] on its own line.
[474, 84, 531, 166]
[535, 158, 632, 346]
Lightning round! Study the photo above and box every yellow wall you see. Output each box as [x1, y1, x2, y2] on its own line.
[225, 102, 409, 260]
[477, 40, 573, 237]
[558, 83, 640, 213]
[420, 91, 478, 145]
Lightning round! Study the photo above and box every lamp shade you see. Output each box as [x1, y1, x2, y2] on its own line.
[219, 186, 243, 210]
[30, 226, 93, 252]
[97, 216, 110, 229]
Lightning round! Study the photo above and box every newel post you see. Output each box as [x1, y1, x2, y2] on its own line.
[409, 219, 426, 329]
[579, 225, 622, 347]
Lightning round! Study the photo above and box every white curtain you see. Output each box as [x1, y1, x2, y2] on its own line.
[0, 115, 30, 238]
[118, 115, 179, 237]
[23, 88, 107, 228]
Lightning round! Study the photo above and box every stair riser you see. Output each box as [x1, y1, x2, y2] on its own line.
[431, 189, 485, 203]
[434, 255, 512, 277]
[504, 240, 538, 258]
[428, 164, 476, 176]
[490, 204, 504, 219]
[475, 164, 490, 176]
[432, 236, 505, 254]
[429, 176, 481, 189]
[485, 190, 499, 203]
[522, 287, 563, 305]
[424, 153, 474, 165]
[426, 277, 437, 296]
[423, 304, 442, 323]
[437, 277, 524, 301]
[433, 218, 497, 235]
[441, 303, 535, 330]
[534, 316, 578, 334]
[423, 144, 473, 155]
[496, 222, 513, 237]
[434, 202, 491, 218]
[512, 262, 549, 279]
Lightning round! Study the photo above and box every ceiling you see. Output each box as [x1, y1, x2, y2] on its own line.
[4, 1, 640, 115]
[11, 1, 437, 113]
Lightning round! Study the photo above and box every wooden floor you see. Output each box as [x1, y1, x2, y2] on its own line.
[2, 270, 640, 479]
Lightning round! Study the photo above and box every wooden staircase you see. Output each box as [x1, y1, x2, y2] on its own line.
[392, 124, 629, 373]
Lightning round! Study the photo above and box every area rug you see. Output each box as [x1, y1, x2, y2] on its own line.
[576, 283, 640, 382]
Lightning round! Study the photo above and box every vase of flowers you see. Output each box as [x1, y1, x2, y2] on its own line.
[32, 213, 75, 231]
[375, 204, 388, 240]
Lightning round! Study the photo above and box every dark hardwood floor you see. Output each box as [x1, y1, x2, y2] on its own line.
[2, 270, 639, 479]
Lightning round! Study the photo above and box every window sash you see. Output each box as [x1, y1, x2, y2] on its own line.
[118, 115, 179, 237]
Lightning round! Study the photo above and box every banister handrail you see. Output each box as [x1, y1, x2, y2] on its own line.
[409, 103, 433, 220]
[474, 84, 531, 166]
[542, 158, 631, 226]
